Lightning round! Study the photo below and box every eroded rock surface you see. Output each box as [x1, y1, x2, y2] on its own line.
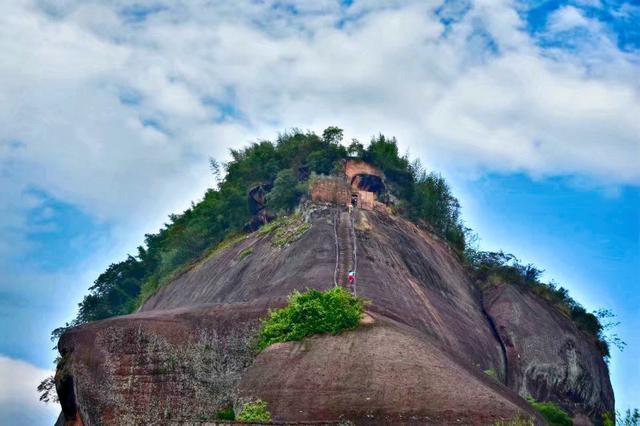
[142, 208, 505, 375]
[238, 313, 536, 425]
[483, 282, 614, 422]
[57, 302, 271, 424]
[55, 205, 613, 425]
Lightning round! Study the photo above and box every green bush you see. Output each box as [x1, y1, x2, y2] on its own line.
[603, 411, 614, 426]
[484, 368, 498, 379]
[528, 398, 572, 426]
[238, 247, 253, 260]
[257, 287, 363, 351]
[237, 399, 271, 423]
[216, 406, 235, 420]
[492, 417, 534, 426]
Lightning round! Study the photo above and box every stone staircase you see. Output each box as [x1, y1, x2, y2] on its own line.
[334, 210, 356, 294]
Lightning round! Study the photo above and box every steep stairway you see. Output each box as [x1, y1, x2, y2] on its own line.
[334, 209, 357, 294]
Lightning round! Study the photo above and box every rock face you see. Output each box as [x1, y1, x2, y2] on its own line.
[482, 282, 614, 421]
[141, 207, 505, 375]
[55, 205, 613, 425]
[238, 314, 531, 425]
[244, 184, 275, 232]
[57, 302, 268, 424]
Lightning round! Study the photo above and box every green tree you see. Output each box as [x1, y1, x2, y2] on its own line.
[411, 172, 463, 246]
[348, 138, 365, 157]
[322, 126, 343, 144]
[266, 169, 304, 213]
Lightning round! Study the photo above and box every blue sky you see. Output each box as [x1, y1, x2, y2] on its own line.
[0, 0, 638, 423]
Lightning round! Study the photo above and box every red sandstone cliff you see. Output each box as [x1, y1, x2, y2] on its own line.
[55, 205, 613, 425]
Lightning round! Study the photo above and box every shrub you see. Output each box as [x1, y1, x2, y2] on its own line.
[216, 406, 235, 420]
[602, 411, 614, 426]
[257, 287, 363, 351]
[527, 398, 572, 426]
[484, 368, 498, 379]
[237, 399, 271, 423]
[410, 171, 465, 251]
[238, 247, 253, 260]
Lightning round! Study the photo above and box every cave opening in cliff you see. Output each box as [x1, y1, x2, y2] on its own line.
[349, 173, 385, 210]
[351, 174, 385, 194]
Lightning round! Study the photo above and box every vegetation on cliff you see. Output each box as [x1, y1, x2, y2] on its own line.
[527, 398, 572, 426]
[466, 249, 624, 358]
[51, 126, 618, 365]
[53, 127, 464, 337]
[41, 123, 628, 421]
[257, 287, 363, 351]
[237, 399, 272, 423]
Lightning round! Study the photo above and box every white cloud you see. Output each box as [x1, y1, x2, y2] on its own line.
[575, 0, 602, 8]
[547, 6, 591, 32]
[0, 1, 635, 315]
[0, 0, 635, 268]
[0, 0, 638, 419]
[0, 0, 637, 232]
[0, 356, 59, 425]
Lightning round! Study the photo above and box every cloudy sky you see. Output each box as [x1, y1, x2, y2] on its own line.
[0, 0, 638, 423]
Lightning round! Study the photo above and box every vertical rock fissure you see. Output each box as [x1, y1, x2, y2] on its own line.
[480, 294, 510, 387]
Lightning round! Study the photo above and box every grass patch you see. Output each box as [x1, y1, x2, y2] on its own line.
[273, 221, 310, 248]
[237, 400, 271, 423]
[256, 214, 311, 248]
[256, 218, 284, 237]
[484, 368, 498, 379]
[528, 398, 573, 426]
[132, 216, 309, 311]
[237, 247, 254, 261]
[204, 233, 249, 258]
[257, 287, 363, 351]
[492, 417, 535, 426]
[136, 275, 162, 309]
